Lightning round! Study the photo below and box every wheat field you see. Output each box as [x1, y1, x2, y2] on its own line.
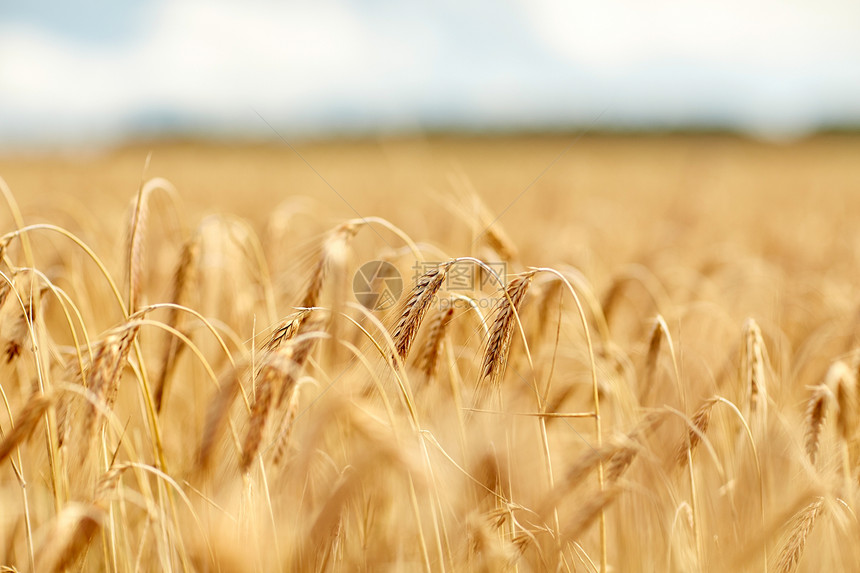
[1, 134, 860, 572]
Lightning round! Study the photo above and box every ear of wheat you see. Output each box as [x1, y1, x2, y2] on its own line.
[7, 134, 860, 572]
[676, 397, 719, 465]
[418, 307, 455, 381]
[804, 383, 830, 466]
[825, 360, 857, 444]
[742, 318, 768, 426]
[242, 315, 320, 472]
[607, 411, 665, 482]
[0, 393, 54, 465]
[640, 317, 665, 403]
[0, 270, 46, 362]
[481, 271, 536, 386]
[154, 232, 201, 413]
[392, 262, 451, 362]
[82, 326, 139, 449]
[197, 366, 241, 471]
[265, 308, 311, 353]
[774, 497, 824, 573]
[35, 502, 104, 573]
[300, 222, 359, 313]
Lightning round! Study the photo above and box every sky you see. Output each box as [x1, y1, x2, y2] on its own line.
[1, 0, 859, 147]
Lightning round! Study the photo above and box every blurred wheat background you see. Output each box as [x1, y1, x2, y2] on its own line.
[0, 134, 859, 572]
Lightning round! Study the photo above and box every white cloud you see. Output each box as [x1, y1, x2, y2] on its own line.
[525, 0, 860, 70]
[1, 0, 859, 145]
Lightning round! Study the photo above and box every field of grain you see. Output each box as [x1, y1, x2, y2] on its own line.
[1, 134, 860, 572]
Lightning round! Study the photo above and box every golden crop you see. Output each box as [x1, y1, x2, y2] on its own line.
[1, 134, 859, 572]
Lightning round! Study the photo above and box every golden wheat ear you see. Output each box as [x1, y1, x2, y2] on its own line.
[417, 307, 455, 381]
[81, 326, 139, 450]
[240, 350, 289, 472]
[299, 222, 360, 312]
[34, 502, 104, 573]
[639, 317, 665, 404]
[391, 262, 451, 363]
[804, 383, 830, 466]
[471, 194, 518, 263]
[829, 360, 857, 446]
[271, 384, 302, 466]
[0, 269, 45, 363]
[774, 498, 825, 573]
[606, 411, 665, 482]
[741, 318, 768, 426]
[481, 270, 536, 387]
[0, 393, 54, 465]
[675, 396, 719, 466]
[264, 308, 311, 353]
[242, 316, 321, 472]
[153, 232, 200, 413]
[197, 366, 241, 472]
